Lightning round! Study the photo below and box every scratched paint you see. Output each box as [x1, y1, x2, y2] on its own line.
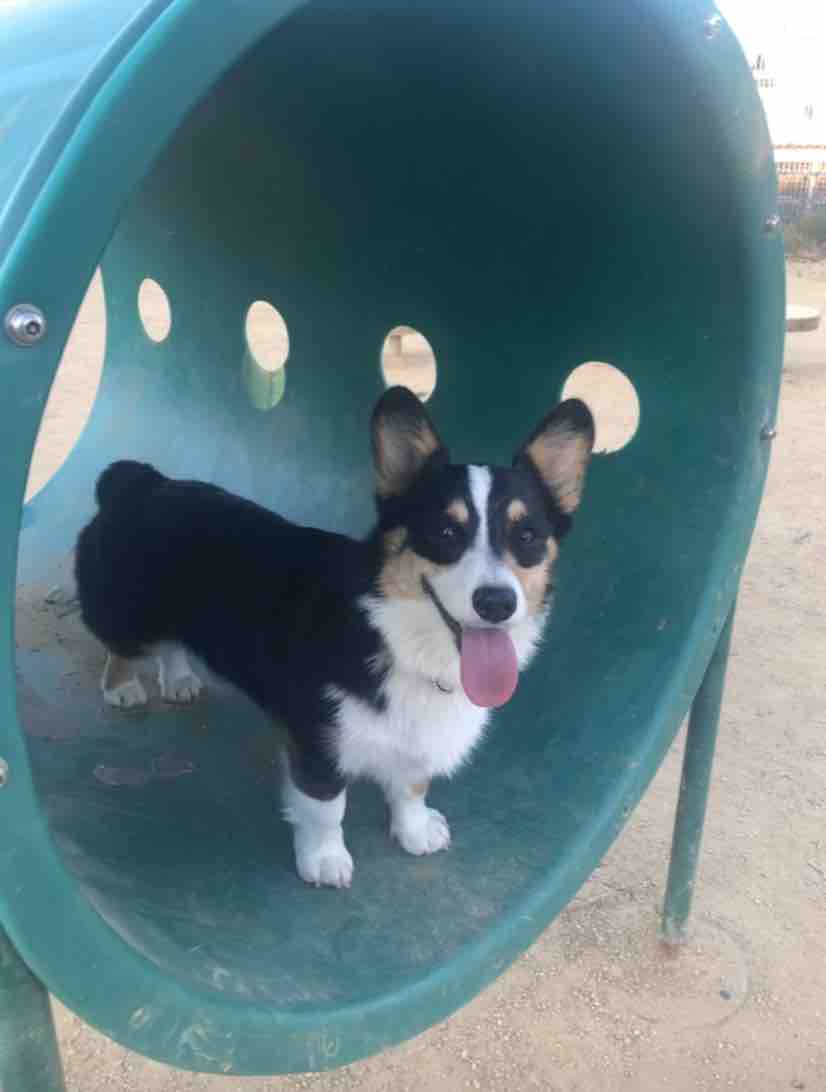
[93, 754, 194, 787]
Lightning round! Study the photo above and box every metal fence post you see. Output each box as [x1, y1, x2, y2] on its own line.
[661, 605, 736, 943]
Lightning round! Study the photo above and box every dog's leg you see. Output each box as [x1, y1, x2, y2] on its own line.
[156, 643, 202, 704]
[101, 653, 148, 708]
[282, 757, 353, 888]
[386, 779, 451, 856]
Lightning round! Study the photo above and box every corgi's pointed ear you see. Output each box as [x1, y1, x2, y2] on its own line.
[372, 387, 448, 497]
[514, 399, 595, 515]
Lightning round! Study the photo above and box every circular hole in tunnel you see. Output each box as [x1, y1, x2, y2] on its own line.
[244, 300, 289, 410]
[380, 326, 437, 401]
[138, 277, 172, 343]
[561, 362, 640, 453]
[245, 300, 290, 372]
[26, 269, 106, 501]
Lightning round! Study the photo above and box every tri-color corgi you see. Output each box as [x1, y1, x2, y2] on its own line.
[75, 386, 594, 887]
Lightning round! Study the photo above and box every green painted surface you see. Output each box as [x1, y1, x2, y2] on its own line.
[0, 927, 66, 1092]
[0, 0, 783, 1077]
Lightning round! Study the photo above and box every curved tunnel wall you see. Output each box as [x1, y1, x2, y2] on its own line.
[1, 0, 783, 1076]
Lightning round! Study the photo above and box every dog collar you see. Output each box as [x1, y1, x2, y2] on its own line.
[432, 678, 454, 694]
[421, 576, 462, 653]
[420, 577, 460, 693]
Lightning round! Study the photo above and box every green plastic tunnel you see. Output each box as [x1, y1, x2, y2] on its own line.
[0, 0, 783, 1076]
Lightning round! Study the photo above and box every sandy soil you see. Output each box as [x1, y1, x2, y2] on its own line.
[23, 263, 826, 1091]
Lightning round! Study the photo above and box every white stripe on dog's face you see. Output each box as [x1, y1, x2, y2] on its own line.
[427, 466, 526, 628]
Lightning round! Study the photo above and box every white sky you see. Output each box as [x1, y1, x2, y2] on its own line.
[717, 0, 826, 63]
[718, 0, 826, 128]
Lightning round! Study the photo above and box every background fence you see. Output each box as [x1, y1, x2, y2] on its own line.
[776, 152, 826, 221]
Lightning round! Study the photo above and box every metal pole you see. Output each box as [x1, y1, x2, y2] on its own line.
[661, 604, 736, 943]
[0, 926, 66, 1092]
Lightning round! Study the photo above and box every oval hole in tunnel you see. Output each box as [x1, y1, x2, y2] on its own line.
[138, 278, 172, 343]
[244, 300, 289, 410]
[26, 269, 106, 501]
[380, 326, 437, 401]
[561, 362, 640, 453]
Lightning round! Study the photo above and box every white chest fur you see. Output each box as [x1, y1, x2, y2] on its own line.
[328, 593, 544, 791]
[330, 671, 491, 789]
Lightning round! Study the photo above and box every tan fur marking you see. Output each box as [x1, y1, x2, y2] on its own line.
[506, 499, 527, 523]
[103, 654, 138, 690]
[375, 425, 440, 498]
[525, 425, 591, 513]
[447, 499, 470, 524]
[410, 781, 430, 798]
[383, 527, 407, 555]
[504, 552, 552, 613]
[380, 537, 440, 600]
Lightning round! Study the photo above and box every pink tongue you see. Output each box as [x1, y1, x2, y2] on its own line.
[460, 627, 519, 708]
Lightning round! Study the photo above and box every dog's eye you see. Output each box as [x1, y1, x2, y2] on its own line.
[427, 519, 463, 551]
[519, 526, 537, 545]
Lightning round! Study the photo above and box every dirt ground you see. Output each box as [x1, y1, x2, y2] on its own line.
[24, 263, 826, 1091]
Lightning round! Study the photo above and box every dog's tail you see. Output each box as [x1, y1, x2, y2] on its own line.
[95, 460, 165, 515]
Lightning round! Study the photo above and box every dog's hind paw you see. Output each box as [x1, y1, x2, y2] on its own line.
[160, 672, 203, 704]
[102, 677, 148, 709]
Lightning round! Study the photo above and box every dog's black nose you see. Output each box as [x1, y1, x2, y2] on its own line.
[472, 585, 517, 624]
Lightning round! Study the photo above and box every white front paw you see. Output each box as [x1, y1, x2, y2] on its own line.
[392, 807, 451, 856]
[294, 836, 354, 888]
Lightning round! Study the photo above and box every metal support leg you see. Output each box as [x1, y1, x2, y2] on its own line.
[662, 604, 736, 943]
[0, 926, 66, 1092]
